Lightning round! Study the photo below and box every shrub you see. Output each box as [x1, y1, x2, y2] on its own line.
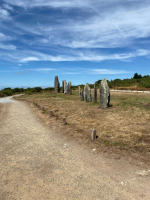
[145, 83, 150, 88]
[25, 91, 32, 95]
[2, 89, 13, 96]
[0, 92, 5, 97]
[31, 87, 42, 93]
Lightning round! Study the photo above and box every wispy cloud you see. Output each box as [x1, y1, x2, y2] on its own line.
[1, 0, 150, 65]
[31, 68, 55, 71]
[3, 4, 14, 11]
[20, 57, 40, 62]
[4, 0, 89, 9]
[0, 48, 150, 63]
[4, 0, 150, 49]
[0, 44, 16, 50]
[89, 69, 129, 74]
[0, 32, 12, 41]
[0, 7, 10, 20]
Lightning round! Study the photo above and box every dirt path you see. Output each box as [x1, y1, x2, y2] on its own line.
[0, 98, 150, 199]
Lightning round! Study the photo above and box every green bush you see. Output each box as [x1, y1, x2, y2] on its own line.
[12, 87, 24, 93]
[2, 89, 13, 96]
[0, 92, 5, 97]
[25, 91, 32, 95]
[145, 83, 150, 88]
[44, 87, 55, 91]
[31, 87, 42, 92]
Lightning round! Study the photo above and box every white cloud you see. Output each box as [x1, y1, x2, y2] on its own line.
[32, 68, 55, 71]
[0, 7, 10, 20]
[136, 49, 150, 56]
[90, 69, 129, 74]
[1, 48, 150, 63]
[5, 0, 150, 49]
[4, 0, 88, 9]
[1, 0, 150, 62]
[20, 57, 40, 62]
[0, 32, 13, 41]
[3, 4, 14, 11]
[0, 44, 16, 50]
[57, 7, 150, 49]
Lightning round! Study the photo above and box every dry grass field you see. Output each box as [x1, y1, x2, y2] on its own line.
[15, 90, 150, 157]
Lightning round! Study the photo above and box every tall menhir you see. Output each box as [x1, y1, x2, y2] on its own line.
[99, 78, 110, 108]
[54, 76, 60, 93]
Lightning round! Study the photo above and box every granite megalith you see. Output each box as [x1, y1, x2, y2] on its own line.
[62, 80, 64, 93]
[68, 82, 72, 95]
[94, 82, 97, 103]
[81, 89, 84, 100]
[99, 78, 110, 108]
[54, 76, 60, 93]
[64, 80, 68, 93]
[78, 86, 81, 97]
[84, 83, 92, 102]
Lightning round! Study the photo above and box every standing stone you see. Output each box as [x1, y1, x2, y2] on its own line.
[62, 80, 64, 93]
[84, 83, 92, 102]
[81, 89, 84, 100]
[68, 82, 72, 95]
[64, 80, 68, 93]
[78, 86, 81, 97]
[94, 82, 97, 103]
[99, 78, 110, 108]
[54, 76, 60, 93]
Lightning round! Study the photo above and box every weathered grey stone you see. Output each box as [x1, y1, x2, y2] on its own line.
[68, 82, 72, 95]
[64, 80, 68, 93]
[81, 89, 84, 100]
[78, 86, 81, 97]
[94, 82, 97, 103]
[62, 80, 64, 93]
[54, 76, 60, 93]
[84, 83, 92, 102]
[99, 78, 110, 108]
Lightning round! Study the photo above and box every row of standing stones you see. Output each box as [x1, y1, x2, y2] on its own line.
[54, 76, 110, 109]
[79, 79, 110, 109]
[54, 76, 72, 95]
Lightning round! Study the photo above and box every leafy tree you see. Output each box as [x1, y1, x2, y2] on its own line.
[133, 73, 142, 79]
[31, 87, 42, 92]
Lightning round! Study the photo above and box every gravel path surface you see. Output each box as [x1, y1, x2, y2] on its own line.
[0, 97, 150, 199]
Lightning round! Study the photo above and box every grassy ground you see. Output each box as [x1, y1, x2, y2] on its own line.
[16, 89, 150, 156]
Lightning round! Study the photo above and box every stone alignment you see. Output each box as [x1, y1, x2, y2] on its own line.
[94, 82, 97, 103]
[99, 78, 110, 108]
[54, 76, 60, 93]
[78, 86, 81, 97]
[68, 82, 72, 95]
[62, 80, 64, 93]
[84, 83, 92, 102]
[64, 80, 68, 93]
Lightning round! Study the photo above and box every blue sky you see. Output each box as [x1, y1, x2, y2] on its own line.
[0, 0, 150, 89]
